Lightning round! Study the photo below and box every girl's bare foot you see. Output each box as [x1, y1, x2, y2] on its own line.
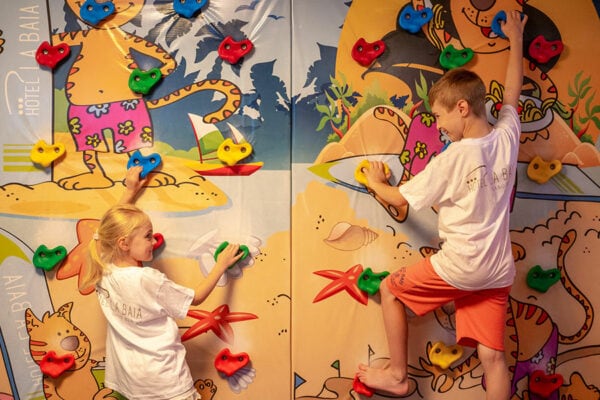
[356, 363, 410, 396]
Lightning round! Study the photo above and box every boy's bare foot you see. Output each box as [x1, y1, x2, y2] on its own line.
[356, 363, 410, 396]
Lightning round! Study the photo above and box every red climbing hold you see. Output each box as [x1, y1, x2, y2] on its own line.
[351, 38, 386, 67]
[528, 35, 563, 64]
[218, 36, 254, 64]
[214, 348, 250, 377]
[36, 41, 70, 69]
[39, 351, 75, 379]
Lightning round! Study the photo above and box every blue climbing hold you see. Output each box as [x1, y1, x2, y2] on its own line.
[173, 0, 207, 19]
[79, 0, 115, 25]
[491, 11, 525, 39]
[127, 150, 162, 178]
[398, 4, 433, 34]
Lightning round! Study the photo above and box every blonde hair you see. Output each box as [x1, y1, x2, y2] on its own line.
[80, 204, 150, 291]
[428, 68, 487, 117]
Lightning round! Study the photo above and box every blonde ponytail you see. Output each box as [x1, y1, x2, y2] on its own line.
[79, 236, 105, 291]
[80, 204, 149, 292]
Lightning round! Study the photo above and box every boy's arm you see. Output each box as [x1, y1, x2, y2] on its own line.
[364, 161, 408, 208]
[501, 10, 528, 108]
[119, 166, 147, 204]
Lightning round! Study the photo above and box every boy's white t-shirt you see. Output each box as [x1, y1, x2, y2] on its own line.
[400, 105, 520, 290]
[96, 265, 195, 400]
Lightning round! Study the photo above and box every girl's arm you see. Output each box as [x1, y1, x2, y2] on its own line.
[119, 166, 147, 204]
[191, 243, 243, 306]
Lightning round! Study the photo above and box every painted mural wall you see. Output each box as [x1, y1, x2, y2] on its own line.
[1, 1, 599, 399]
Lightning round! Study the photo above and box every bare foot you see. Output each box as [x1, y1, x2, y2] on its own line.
[357, 363, 410, 396]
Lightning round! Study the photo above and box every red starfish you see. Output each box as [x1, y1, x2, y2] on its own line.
[313, 264, 368, 305]
[182, 304, 257, 343]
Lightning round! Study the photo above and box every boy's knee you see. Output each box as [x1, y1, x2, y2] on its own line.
[477, 344, 506, 367]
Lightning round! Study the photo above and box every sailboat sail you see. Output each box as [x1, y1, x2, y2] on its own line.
[185, 113, 264, 176]
[227, 122, 246, 144]
[188, 113, 224, 162]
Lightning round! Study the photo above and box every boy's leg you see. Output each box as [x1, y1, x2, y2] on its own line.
[358, 257, 454, 395]
[357, 277, 410, 395]
[477, 343, 510, 400]
[455, 286, 512, 400]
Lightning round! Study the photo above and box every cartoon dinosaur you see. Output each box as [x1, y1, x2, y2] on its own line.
[52, 0, 241, 189]
[25, 302, 113, 400]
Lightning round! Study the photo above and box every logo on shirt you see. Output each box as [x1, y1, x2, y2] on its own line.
[465, 165, 511, 193]
[96, 285, 143, 322]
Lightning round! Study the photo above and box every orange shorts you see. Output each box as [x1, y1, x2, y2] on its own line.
[386, 257, 510, 351]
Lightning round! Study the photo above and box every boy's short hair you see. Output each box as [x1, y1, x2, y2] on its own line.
[428, 68, 487, 117]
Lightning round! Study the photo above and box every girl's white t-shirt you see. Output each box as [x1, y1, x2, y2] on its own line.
[96, 265, 195, 400]
[400, 105, 520, 290]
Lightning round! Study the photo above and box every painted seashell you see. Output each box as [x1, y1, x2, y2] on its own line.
[324, 222, 378, 251]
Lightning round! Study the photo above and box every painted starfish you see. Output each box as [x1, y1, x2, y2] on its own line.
[56, 219, 100, 295]
[313, 264, 368, 305]
[182, 304, 257, 343]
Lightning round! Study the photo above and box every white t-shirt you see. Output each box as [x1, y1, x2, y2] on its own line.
[96, 265, 195, 400]
[400, 105, 520, 290]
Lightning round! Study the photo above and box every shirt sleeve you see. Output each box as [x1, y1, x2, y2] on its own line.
[141, 268, 194, 320]
[399, 153, 450, 211]
[496, 104, 521, 143]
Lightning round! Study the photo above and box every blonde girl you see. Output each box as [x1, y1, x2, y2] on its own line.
[83, 167, 242, 400]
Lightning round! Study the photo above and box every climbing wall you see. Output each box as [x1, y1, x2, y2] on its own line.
[1, 1, 599, 399]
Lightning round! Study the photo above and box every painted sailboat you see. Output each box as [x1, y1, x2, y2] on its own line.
[185, 113, 263, 176]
